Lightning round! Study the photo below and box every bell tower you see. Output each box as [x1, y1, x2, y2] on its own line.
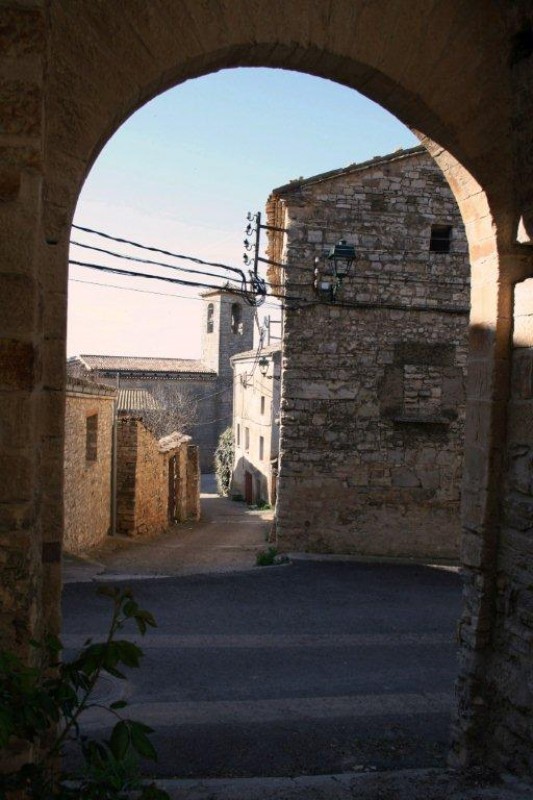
[199, 290, 255, 461]
[201, 290, 255, 375]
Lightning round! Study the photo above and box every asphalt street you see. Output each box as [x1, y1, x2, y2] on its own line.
[61, 558, 462, 780]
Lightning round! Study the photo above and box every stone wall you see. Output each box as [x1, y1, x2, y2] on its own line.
[478, 278, 533, 773]
[184, 444, 201, 522]
[63, 379, 115, 554]
[272, 149, 470, 559]
[116, 418, 200, 537]
[133, 421, 173, 537]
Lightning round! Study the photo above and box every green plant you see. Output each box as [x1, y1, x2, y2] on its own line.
[255, 546, 279, 566]
[214, 426, 234, 497]
[0, 586, 170, 800]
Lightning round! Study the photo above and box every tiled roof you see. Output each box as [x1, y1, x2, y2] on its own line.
[117, 389, 160, 413]
[158, 431, 192, 453]
[68, 354, 215, 375]
[271, 145, 426, 195]
[230, 343, 281, 362]
[66, 376, 116, 397]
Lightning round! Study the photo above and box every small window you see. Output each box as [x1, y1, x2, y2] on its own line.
[245, 427, 250, 452]
[86, 413, 98, 462]
[430, 225, 452, 253]
[260, 396, 265, 415]
[259, 436, 264, 461]
[237, 424, 240, 447]
[206, 303, 214, 333]
[231, 303, 243, 334]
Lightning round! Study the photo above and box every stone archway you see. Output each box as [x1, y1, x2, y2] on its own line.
[2, 0, 533, 777]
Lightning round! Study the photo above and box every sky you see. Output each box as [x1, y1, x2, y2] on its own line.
[68, 68, 417, 359]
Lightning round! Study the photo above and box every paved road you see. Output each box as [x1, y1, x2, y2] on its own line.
[62, 559, 461, 780]
[63, 475, 272, 582]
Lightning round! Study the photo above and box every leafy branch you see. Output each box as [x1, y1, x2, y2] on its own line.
[0, 587, 170, 800]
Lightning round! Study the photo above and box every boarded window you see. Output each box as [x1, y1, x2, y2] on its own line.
[429, 225, 452, 253]
[86, 414, 98, 462]
[403, 365, 442, 417]
[206, 303, 214, 333]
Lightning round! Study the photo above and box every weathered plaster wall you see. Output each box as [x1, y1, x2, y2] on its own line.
[274, 150, 469, 559]
[232, 348, 281, 505]
[63, 380, 115, 554]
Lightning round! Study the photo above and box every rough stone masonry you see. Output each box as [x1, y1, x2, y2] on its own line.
[267, 147, 470, 560]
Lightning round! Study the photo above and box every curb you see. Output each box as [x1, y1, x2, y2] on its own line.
[150, 769, 532, 800]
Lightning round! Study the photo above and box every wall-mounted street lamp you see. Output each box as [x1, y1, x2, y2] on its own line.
[313, 239, 356, 302]
[258, 356, 270, 377]
[258, 355, 281, 380]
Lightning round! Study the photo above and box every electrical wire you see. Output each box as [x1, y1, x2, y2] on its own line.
[70, 228, 468, 314]
[70, 223, 290, 300]
[187, 414, 232, 428]
[72, 223, 246, 280]
[70, 260, 467, 315]
[289, 297, 469, 315]
[192, 381, 233, 403]
[70, 259, 242, 296]
[282, 262, 470, 287]
[69, 258, 302, 308]
[71, 239, 243, 286]
[68, 277, 283, 311]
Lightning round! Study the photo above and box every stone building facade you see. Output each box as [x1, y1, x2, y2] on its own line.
[267, 146, 470, 560]
[231, 344, 282, 506]
[68, 290, 255, 472]
[63, 377, 115, 554]
[116, 422, 200, 538]
[63, 379, 200, 553]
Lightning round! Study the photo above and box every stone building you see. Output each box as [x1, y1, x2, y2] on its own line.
[231, 344, 282, 505]
[3, 0, 533, 780]
[63, 377, 115, 554]
[116, 421, 200, 538]
[267, 146, 470, 560]
[67, 290, 255, 472]
[63, 378, 200, 553]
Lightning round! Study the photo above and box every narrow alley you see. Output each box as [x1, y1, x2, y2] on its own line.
[63, 475, 273, 582]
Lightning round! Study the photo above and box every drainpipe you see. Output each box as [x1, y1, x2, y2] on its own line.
[110, 373, 119, 536]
